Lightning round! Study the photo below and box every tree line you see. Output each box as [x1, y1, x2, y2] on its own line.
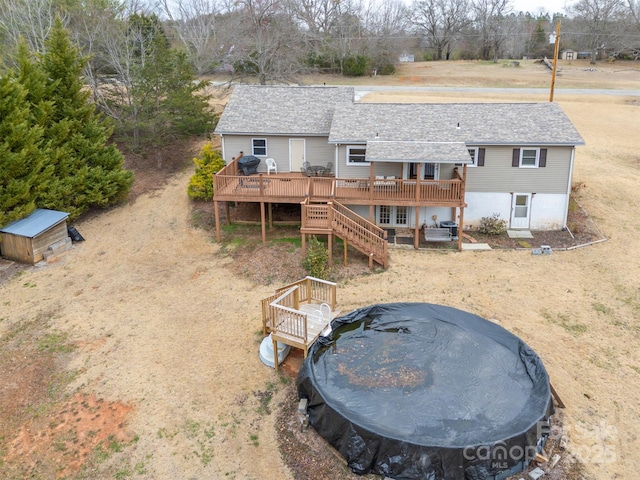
[1, 0, 637, 87]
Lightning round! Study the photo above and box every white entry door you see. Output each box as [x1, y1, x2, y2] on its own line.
[511, 193, 531, 229]
[289, 139, 306, 172]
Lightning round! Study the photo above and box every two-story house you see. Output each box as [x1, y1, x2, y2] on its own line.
[213, 85, 584, 267]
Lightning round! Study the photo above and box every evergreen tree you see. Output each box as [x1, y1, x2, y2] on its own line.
[0, 70, 48, 227]
[31, 18, 133, 218]
[123, 13, 216, 149]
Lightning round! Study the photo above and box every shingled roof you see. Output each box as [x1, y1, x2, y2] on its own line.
[215, 85, 354, 136]
[366, 141, 472, 163]
[329, 102, 585, 146]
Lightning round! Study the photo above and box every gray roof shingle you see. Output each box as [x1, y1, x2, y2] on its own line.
[215, 85, 354, 136]
[329, 102, 585, 146]
[366, 141, 472, 163]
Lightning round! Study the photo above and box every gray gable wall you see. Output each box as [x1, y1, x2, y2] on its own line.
[329, 103, 585, 146]
[215, 85, 355, 136]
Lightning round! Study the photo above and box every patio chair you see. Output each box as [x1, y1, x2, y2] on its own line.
[325, 161, 333, 173]
[266, 158, 277, 175]
[301, 161, 312, 176]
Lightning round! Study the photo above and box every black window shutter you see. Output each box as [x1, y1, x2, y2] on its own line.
[477, 148, 485, 166]
[539, 148, 547, 167]
[512, 148, 520, 167]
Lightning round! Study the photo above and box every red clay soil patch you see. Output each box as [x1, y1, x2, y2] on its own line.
[3, 393, 133, 479]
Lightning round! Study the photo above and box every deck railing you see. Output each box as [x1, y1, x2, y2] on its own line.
[261, 276, 337, 335]
[300, 201, 388, 268]
[269, 286, 308, 342]
[214, 173, 464, 206]
[332, 201, 388, 268]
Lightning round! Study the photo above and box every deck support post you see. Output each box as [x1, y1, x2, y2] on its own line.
[260, 201, 266, 243]
[458, 207, 465, 252]
[457, 164, 467, 252]
[272, 336, 279, 372]
[328, 234, 333, 267]
[225, 202, 231, 225]
[268, 203, 273, 229]
[343, 238, 348, 266]
[414, 207, 420, 250]
[214, 200, 221, 242]
[414, 163, 422, 249]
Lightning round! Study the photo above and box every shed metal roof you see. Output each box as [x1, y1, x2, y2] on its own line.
[0, 209, 69, 238]
[366, 141, 472, 164]
[215, 85, 355, 136]
[329, 102, 585, 146]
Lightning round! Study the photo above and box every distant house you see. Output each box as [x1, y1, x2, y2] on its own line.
[560, 50, 577, 60]
[0, 209, 70, 264]
[213, 85, 584, 265]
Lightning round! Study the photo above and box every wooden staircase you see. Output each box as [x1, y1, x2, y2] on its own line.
[301, 200, 388, 268]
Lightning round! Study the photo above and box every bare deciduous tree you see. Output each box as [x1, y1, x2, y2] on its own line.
[219, 0, 304, 84]
[411, 0, 471, 60]
[160, 0, 222, 74]
[472, 0, 512, 61]
[0, 0, 59, 55]
[569, 0, 627, 62]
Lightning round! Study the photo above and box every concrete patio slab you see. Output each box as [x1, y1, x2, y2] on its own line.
[507, 230, 534, 238]
[462, 243, 492, 251]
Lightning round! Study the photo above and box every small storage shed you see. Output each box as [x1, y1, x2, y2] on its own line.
[0, 209, 70, 264]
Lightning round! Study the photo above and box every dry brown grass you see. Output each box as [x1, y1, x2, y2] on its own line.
[1, 60, 639, 479]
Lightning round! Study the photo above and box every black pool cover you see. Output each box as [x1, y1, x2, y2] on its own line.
[297, 303, 553, 480]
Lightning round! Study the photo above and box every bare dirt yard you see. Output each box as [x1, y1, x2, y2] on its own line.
[1, 59, 639, 480]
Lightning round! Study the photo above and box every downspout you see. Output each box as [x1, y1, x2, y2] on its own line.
[563, 147, 576, 229]
[220, 134, 225, 160]
[334, 144, 339, 177]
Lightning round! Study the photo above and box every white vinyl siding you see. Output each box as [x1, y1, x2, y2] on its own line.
[464, 192, 567, 230]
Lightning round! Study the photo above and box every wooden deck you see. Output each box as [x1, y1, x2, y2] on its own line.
[213, 159, 466, 207]
[261, 277, 338, 371]
[214, 159, 468, 263]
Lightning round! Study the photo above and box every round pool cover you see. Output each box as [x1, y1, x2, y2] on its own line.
[296, 303, 554, 480]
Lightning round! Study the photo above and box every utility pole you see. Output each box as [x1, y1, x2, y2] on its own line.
[549, 20, 561, 102]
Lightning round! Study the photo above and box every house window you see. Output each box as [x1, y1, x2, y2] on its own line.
[520, 148, 539, 167]
[395, 206, 408, 225]
[409, 163, 438, 179]
[347, 146, 368, 165]
[252, 138, 267, 156]
[379, 205, 391, 225]
[513, 148, 546, 168]
[467, 148, 478, 166]
[378, 206, 408, 226]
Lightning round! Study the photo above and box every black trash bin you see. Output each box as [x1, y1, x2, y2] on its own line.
[440, 220, 458, 238]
